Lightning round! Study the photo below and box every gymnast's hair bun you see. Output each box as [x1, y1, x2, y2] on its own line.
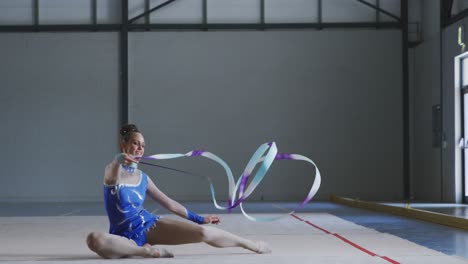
[119, 124, 140, 139]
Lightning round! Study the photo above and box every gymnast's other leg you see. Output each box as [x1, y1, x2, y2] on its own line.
[86, 231, 171, 259]
[146, 218, 271, 253]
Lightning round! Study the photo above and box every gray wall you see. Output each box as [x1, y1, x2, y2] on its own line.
[129, 30, 403, 202]
[0, 30, 404, 203]
[411, 1, 442, 201]
[412, 40, 442, 201]
[0, 33, 120, 202]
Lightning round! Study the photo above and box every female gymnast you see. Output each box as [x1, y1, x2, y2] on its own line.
[86, 124, 271, 258]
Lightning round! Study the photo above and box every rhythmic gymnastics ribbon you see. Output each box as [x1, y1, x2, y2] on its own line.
[139, 142, 321, 222]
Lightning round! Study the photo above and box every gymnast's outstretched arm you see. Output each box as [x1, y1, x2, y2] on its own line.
[145, 175, 219, 224]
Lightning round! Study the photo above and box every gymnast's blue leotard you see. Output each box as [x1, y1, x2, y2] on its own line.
[104, 167, 159, 246]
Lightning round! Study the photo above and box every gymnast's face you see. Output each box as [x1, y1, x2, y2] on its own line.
[121, 132, 145, 157]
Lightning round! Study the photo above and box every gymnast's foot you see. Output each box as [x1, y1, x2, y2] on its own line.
[143, 244, 174, 258]
[255, 241, 272, 254]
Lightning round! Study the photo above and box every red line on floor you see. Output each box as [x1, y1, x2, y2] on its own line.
[333, 233, 376, 256]
[291, 214, 331, 234]
[381, 256, 400, 264]
[291, 214, 304, 221]
[290, 214, 400, 264]
[304, 220, 331, 234]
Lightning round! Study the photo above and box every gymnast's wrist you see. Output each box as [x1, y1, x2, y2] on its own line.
[186, 209, 205, 224]
[115, 153, 126, 164]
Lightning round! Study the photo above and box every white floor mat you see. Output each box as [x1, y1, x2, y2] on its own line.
[0, 213, 466, 264]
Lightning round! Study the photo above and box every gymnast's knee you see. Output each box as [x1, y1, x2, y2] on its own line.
[86, 232, 106, 253]
[200, 226, 220, 245]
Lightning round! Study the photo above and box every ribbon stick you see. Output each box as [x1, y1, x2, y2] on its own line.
[140, 142, 321, 222]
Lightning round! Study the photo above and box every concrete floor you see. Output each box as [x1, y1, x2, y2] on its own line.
[0, 201, 466, 263]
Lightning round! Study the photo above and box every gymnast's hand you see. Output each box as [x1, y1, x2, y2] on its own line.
[115, 153, 139, 165]
[204, 215, 220, 225]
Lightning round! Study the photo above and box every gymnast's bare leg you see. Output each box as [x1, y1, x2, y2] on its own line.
[86, 231, 172, 259]
[146, 218, 271, 253]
